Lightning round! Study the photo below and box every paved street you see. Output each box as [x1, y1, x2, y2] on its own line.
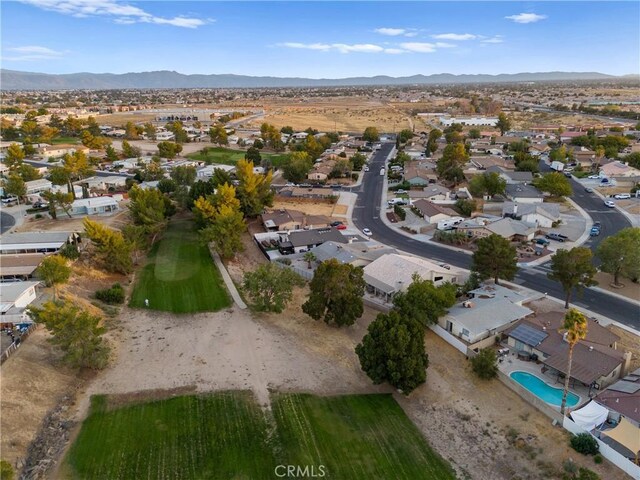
[352, 143, 639, 330]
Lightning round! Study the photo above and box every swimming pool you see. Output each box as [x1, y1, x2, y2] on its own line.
[510, 371, 579, 407]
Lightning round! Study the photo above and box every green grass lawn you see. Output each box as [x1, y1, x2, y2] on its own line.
[187, 147, 289, 168]
[50, 136, 81, 145]
[272, 393, 456, 480]
[64, 392, 276, 480]
[64, 392, 455, 480]
[129, 219, 231, 313]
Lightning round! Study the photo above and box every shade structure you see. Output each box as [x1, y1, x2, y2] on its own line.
[570, 401, 609, 432]
[601, 417, 640, 462]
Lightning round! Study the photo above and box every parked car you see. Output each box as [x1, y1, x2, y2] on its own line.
[564, 172, 572, 178]
[330, 221, 343, 227]
[336, 224, 347, 230]
[584, 187, 594, 193]
[545, 233, 569, 242]
[534, 237, 550, 246]
[593, 221, 601, 229]
[439, 263, 451, 270]
[363, 166, 370, 172]
[614, 193, 631, 200]
[588, 175, 601, 179]
[362, 228, 372, 236]
[396, 189, 406, 194]
[604, 200, 616, 208]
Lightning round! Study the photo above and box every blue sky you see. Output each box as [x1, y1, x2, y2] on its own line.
[1, 1, 638, 77]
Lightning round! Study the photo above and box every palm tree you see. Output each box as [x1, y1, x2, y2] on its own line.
[303, 251, 317, 269]
[560, 309, 588, 415]
[593, 145, 605, 173]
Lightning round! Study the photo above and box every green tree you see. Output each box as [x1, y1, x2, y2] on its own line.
[127, 185, 169, 242]
[560, 309, 588, 414]
[471, 234, 518, 285]
[157, 141, 183, 159]
[105, 144, 118, 162]
[426, 129, 442, 156]
[470, 348, 498, 379]
[303, 251, 317, 269]
[624, 152, 640, 170]
[62, 150, 94, 197]
[235, 159, 274, 217]
[41, 191, 74, 219]
[597, 227, 640, 285]
[121, 224, 151, 264]
[362, 127, 380, 142]
[282, 151, 313, 183]
[496, 112, 511, 135]
[455, 198, 476, 217]
[36, 255, 71, 300]
[29, 300, 110, 370]
[209, 125, 228, 145]
[392, 274, 457, 328]
[350, 153, 367, 171]
[356, 311, 428, 393]
[143, 122, 157, 141]
[157, 178, 177, 194]
[302, 259, 365, 327]
[124, 121, 139, 140]
[548, 247, 598, 309]
[468, 172, 506, 198]
[280, 126, 294, 135]
[534, 172, 572, 197]
[468, 128, 481, 139]
[83, 218, 133, 274]
[2, 175, 26, 198]
[170, 165, 197, 186]
[4, 143, 25, 169]
[260, 122, 285, 151]
[121, 139, 141, 158]
[398, 129, 414, 143]
[443, 123, 464, 144]
[242, 263, 305, 313]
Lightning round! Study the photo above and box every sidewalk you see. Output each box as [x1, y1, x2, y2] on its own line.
[209, 246, 247, 309]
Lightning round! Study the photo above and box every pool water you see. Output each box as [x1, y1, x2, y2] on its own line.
[510, 371, 579, 407]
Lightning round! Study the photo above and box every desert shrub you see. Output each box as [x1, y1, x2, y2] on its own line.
[470, 348, 498, 379]
[59, 243, 80, 260]
[394, 204, 406, 220]
[276, 257, 292, 266]
[35, 213, 43, 219]
[576, 467, 600, 480]
[95, 283, 125, 304]
[0, 460, 14, 480]
[570, 433, 599, 456]
[593, 454, 603, 464]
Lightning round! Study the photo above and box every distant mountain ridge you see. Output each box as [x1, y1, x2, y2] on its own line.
[0, 69, 633, 90]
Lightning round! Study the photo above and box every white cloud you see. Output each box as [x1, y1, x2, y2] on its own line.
[20, 0, 208, 28]
[383, 48, 406, 55]
[3, 45, 66, 61]
[435, 42, 456, 48]
[278, 42, 386, 54]
[505, 13, 547, 24]
[375, 27, 419, 37]
[481, 36, 504, 44]
[431, 33, 476, 41]
[399, 42, 437, 53]
[375, 27, 406, 36]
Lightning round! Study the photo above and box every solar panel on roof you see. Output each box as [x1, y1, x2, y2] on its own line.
[607, 381, 640, 394]
[510, 324, 548, 347]
[622, 375, 640, 381]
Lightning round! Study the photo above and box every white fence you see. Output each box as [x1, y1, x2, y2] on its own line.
[563, 416, 640, 479]
[430, 324, 468, 355]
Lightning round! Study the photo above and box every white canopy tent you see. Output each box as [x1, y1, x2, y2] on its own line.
[569, 401, 610, 432]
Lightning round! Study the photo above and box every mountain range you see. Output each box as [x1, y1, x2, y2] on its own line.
[1, 69, 636, 90]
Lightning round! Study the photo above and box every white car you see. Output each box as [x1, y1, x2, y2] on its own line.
[363, 166, 370, 172]
[604, 200, 616, 208]
[362, 228, 372, 236]
[588, 175, 601, 179]
[614, 193, 631, 200]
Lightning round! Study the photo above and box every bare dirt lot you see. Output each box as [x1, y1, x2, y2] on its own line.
[594, 271, 640, 302]
[0, 328, 80, 469]
[14, 207, 130, 234]
[271, 196, 341, 218]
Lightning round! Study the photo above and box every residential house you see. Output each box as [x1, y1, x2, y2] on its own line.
[502, 202, 560, 228]
[493, 136, 522, 146]
[560, 131, 585, 143]
[0, 253, 46, 280]
[69, 197, 119, 216]
[529, 144, 551, 156]
[456, 217, 535, 241]
[39, 144, 89, 158]
[504, 184, 544, 204]
[307, 161, 335, 181]
[0, 231, 79, 255]
[196, 164, 235, 178]
[407, 185, 452, 202]
[487, 166, 533, 185]
[75, 175, 127, 191]
[505, 312, 629, 390]
[261, 209, 331, 232]
[277, 228, 352, 255]
[24, 179, 52, 195]
[0, 281, 40, 324]
[404, 165, 435, 186]
[363, 253, 463, 302]
[439, 284, 533, 344]
[600, 161, 640, 179]
[439, 116, 498, 127]
[594, 368, 640, 426]
[469, 156, 512, 171]
[310, 241, 397, 268]
[412, 200, 458, 224]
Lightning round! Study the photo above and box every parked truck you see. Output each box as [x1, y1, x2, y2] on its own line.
[550, 161, 565, 172]
[436, 217, 464, 231]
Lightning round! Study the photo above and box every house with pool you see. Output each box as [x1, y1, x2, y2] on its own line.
[503, 312, 632, 402]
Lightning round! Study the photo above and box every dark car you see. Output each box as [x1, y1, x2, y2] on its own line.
[593, 221, 601, 229]
[534, 237, 550, 246]
[545, 233, 569, 242]
[330, 221, 343, 227]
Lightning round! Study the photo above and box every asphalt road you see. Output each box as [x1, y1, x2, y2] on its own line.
[0, 211, 16, 234]
[352, 143, 639, 330]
